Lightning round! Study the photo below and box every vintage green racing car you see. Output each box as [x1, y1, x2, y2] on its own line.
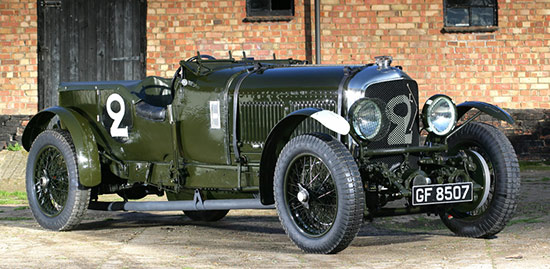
[22, 54, 520, 254]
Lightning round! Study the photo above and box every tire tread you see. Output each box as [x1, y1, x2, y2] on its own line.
[26, 129, 90, 231]
[274, 133, 365, 254]
[441, 122, 520, 238]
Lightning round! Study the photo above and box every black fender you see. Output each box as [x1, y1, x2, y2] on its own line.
[457, 101, 514, 124]
[258, 108, 350, 205]
[22, 107, 101, 187]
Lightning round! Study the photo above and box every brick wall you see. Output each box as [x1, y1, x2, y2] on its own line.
[145, 0, 550, 112]
[145, 0, 310, 77]
[1, 0, 548, 113]
[316, 0, 550, 109]
[1, 0, 549, 157]
[0, 0, 37, 115]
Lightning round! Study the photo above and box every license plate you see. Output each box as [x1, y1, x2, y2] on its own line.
[412, 182, 473, 206]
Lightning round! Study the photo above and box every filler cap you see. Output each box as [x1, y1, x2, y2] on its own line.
[374, 56, 393, 70]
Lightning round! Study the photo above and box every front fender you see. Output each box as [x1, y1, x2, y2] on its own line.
[457, 101, 514, 124]
[258, 108, 349, 205]
[22, 107, 101, 187]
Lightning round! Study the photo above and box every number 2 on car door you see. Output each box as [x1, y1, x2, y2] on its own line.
[106, 93, 128, 137]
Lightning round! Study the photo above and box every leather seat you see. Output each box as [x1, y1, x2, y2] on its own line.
[131, 76, 172, 122]
[135, 101, 166, 122]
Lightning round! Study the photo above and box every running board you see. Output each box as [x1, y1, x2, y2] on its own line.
[88, 190, 275, 212]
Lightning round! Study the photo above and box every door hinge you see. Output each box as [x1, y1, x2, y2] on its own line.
[111, 56, 141, 61]
[41, 1, 62, 8]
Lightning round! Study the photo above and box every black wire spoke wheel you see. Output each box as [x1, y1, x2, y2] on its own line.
[33, 146, 70, 216]
[26, 130, 90, 231]
[285, 155, 337, 237]
[274, 133, 364, 254]
[439, 122, 520, 238]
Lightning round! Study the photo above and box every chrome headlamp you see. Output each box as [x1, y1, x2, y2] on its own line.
[422, 95, 457, 136]
[348, 98, 387, 141]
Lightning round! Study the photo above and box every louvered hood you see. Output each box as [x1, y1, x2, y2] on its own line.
[234, 66, 345, 146]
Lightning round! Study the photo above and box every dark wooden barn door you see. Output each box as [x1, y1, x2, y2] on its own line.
[37, 0, 146, 109]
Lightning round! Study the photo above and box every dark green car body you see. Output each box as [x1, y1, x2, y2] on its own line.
[23, 55, 520, 253]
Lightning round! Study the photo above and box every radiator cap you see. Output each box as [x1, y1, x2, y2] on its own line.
[375, 56, 393, 70]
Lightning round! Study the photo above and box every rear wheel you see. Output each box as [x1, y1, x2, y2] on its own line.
[183, 210, 229, 222]
[274, 133, 365, 254]
[439, 122, 520, 238]
[26, 130, 90, 231]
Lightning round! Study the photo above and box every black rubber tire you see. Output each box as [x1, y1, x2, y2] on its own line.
[26, 130, 90, 231]
[274, 133, 365, 254]
[439, 122, 520, 238]
[183, 210, 229, 222]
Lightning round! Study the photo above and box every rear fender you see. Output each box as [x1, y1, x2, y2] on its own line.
[457, 101, 514, 124]
[258, 108, 349, 205]
[22, 107, 101, 187]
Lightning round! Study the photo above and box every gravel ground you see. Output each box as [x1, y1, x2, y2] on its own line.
[0, 170, 548, 268]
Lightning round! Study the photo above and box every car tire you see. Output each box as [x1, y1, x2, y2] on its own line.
[26, 130, 90, 231]
[274, 133, 365, 254]
[183, 210, 229, 222]
[439, 122, 520, 238]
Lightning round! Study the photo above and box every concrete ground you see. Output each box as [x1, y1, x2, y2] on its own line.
[0, 150, 549, 268]
[0, 150, 26, 192]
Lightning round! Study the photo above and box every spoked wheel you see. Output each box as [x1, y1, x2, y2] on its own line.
[274, 133, 365, 254]
[34, 145, 69, 216]
[284, 155, 338, 237]
[439, 122, 520, 238]
[26, 130, 90, 231]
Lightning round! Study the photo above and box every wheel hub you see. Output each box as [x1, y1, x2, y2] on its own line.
[40, 176, 50, 188]
[297, 183, 310, 209]
[297, 189, 309, 203]
[468, 150, 491, 210]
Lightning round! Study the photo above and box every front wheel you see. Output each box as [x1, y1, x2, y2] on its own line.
[274, 133, 365, 254]
[440, 122, 520, 238]
[26, 130, 90, 231]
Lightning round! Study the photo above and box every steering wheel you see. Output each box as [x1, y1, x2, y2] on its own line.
[186, 54, 216, 62]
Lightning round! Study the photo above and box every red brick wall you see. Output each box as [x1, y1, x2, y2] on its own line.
[145, 0, 310, 77]
[0, 0, 549, 113]
[0, 0, 549, 156]
[0, 0, 37, 115]
[146, 0, 550, 110]
[318, 0, 550, 109]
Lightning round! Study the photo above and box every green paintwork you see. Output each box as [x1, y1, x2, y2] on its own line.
[58, 79, 174, 163]
[22, 107, 101, 187]
[174, 67, 246, 165]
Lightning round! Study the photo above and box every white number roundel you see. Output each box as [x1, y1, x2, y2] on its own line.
[106, 93, 129, 137]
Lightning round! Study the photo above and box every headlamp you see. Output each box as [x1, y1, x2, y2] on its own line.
[349, 98, 387, 141]
[422, 95, 457, 136]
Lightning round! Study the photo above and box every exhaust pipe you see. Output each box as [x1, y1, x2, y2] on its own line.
[89, 190, 275, 212]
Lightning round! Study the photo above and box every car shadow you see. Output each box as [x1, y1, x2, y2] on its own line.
[3, 205, 533, 254]
[73, 210, 447, 245]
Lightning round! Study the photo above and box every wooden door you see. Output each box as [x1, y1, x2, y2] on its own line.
[37, 0, 147, 109]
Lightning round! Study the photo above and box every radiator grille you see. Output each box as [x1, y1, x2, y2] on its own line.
[290, 100, 336, 137]
[239, 99, 337, 145]
[239, 101, 285, 144]
[364, 79, 420, 168]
